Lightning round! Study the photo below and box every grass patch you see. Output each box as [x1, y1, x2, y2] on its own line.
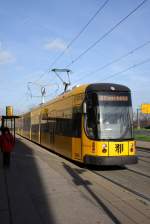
[134, 128, 150, 132]
[135, 135, 150, 142]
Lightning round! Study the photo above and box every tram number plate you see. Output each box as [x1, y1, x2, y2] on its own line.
[115, 144, 124, 154]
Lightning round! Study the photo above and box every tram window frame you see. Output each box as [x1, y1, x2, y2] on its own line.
[86, 93, 99, 139]
[85, 91, 133, 140]
[55, 115, 81, 138]
[23, 115, 31, 131]
[32, 124, 39, 132]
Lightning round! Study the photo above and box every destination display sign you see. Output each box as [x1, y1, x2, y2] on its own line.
[141, 104, 150, 114]
[98, 95, 128, 102]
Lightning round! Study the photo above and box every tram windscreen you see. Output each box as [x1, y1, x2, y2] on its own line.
[86, 92, 133, 140]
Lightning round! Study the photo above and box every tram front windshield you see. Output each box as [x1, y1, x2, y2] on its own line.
[86, 93, 133, 140]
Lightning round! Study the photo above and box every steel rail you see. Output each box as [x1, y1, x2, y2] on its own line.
[90, 170, 150, 203]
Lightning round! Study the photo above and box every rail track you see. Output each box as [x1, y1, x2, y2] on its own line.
[17, 137, 150, 224]
[34, 143, 150, 204]
[137, 148, 150, 154]
[89, 169, 150, 203]
[125, 167, 150, 178]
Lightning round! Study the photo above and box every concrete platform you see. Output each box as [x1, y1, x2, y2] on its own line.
[0, 136, 114, 224]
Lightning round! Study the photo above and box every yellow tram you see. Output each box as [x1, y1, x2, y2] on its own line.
[16, 83, 137, 165]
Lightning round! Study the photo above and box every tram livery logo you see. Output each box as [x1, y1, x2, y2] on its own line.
[115, 144, 124, 154]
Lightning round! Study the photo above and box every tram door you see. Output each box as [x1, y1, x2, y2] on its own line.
[72, 113, 82, 161]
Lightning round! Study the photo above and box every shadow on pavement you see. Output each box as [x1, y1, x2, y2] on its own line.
[3, 137, 56, 224]
[62, 162, 121, 224]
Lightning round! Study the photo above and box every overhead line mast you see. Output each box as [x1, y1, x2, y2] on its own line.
[27, 82, 58, 104]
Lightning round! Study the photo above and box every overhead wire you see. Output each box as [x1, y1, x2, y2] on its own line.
[65, 0, 149, 68]
[49, 0, 110, 68]
[17, 57, 150, 112]
[30, 70, 50, 86]
[73, 39, 150, 84]
[101, 57, 150, 81]
[24, 0, 110, 84]
[26, 0, 148, 85]
[16, 0, 149, 110]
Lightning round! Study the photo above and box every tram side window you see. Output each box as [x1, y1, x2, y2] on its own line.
[55, 118, 63, 135]
[32, 124, 39, 132]
[49, 120, 56, 134]
[86, 93, 98, 139]
[23, 116, 31, 131]
[55, 115, 81, 138]
[86, 108, 97, 138]
[41, 122, 49, 133]
[55, 118, 71, 136]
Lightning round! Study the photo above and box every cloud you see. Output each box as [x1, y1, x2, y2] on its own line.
[44, 39, 67, 51]
[0, 50, 15, 64]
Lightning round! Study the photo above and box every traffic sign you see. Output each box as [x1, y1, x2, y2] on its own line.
[141, 104, 150, 114]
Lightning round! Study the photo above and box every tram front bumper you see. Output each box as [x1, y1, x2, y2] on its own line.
[84, 155, 138, 166]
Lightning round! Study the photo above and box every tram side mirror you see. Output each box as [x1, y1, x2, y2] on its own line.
[83, 102, 87, 114]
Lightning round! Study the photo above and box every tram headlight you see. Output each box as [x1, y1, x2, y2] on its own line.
[102, 144, 107, 153]
[130, 143, 134, 152]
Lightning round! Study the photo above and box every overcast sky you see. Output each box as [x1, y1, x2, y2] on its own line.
[0, 0, 150, 114]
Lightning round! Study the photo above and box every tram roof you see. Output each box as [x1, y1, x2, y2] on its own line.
[86, 83, 130, 92]
[20, 83, 130, 116]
